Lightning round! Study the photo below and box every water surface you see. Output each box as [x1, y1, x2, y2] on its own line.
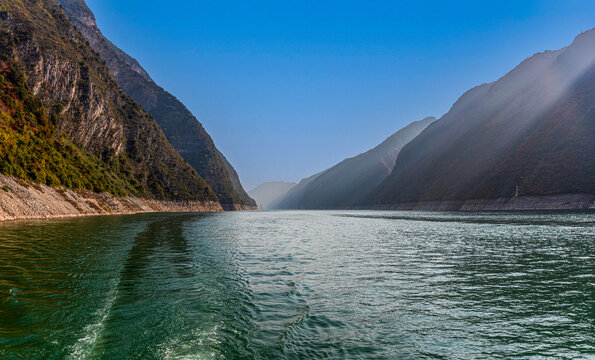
[0, 211, 593, 359]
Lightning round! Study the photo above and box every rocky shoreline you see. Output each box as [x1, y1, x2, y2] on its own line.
[2, 173, 590, 222]
[221, 203, 258, 211]
[365, 194, 595, 211]
[0, 175, 224, 222]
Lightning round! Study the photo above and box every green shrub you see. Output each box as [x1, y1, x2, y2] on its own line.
[0, 62, 136, 197]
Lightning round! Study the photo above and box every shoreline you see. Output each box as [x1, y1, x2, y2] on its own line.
[1, 173, 591, 222]
[0, 174, 225, 222]
[362, 194, 595, 211]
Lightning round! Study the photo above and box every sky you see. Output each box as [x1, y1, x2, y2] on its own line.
[85, 0, 595, 190]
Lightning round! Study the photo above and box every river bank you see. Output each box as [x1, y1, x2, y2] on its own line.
[0, 174, 224, 222]
[365, 194, 595, 211]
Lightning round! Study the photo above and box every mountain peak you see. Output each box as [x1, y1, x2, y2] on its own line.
[0, 0, 217, 203]
[57, 0, 154, 84]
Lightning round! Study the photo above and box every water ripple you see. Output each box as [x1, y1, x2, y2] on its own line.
[0, 210, 593, 359]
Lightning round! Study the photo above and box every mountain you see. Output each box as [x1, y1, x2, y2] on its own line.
[217, 150, 256, 209]
[366, 29, 595, 207]
[297, 118, 435, 209]
[248, 182, 296, 209]
[0, 0, 217, 203]
[271, 173, 322, 210]
[56, 0, 256, 210]
[273, 117, 434, 209]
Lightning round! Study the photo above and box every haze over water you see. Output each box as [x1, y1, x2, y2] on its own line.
[0, 211, 593, 359]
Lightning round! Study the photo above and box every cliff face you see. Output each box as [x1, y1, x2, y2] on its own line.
[0, 0, 217, 203]
[272, 118, 435, 209]
[366, 29, 595, 206]
[56, 0, 256, 209]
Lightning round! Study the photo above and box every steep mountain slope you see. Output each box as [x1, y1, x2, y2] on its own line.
[295, 117, 435, 209]
[0, 0, 217, 203]
[217, 150, 257, 210]
[272, 117, 434, 209]
[366, 29, 595, 206]
[271, 173, 321, 210]
[248, 182, 296, 209]
[56, 0, 256, 209]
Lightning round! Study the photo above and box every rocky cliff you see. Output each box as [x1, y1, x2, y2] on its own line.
[217, 150, 257, 210]
[0, 0, 218, 207]
[56, 0, 256, 210]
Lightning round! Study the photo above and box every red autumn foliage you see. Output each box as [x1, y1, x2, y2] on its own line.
[0, 61, 10, 75]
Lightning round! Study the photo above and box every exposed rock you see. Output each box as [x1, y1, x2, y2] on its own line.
[0, 0, 217, 203]
[0, 174, 222, 222]
[57, 0, 256, 209]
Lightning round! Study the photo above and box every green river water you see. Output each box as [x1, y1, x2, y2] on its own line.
[0, 211, 593, 359]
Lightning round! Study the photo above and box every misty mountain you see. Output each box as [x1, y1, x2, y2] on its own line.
[248, 182, 296, 209]
[273, 117, 435, 209]
[366, 29, 595, 207]
[56, 0, 256, 209]
[271, 173, 322, 210]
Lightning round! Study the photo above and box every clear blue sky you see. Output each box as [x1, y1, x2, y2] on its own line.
[86, 0, 594, 190]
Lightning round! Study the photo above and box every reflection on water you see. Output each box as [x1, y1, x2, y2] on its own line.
[0, 211, 593, 359]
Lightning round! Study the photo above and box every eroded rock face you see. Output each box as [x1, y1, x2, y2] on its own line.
[0, 174, 222, 222]
[57, 0, 257, 209]
[30, 53, 125, 156]
[0, 0, 218, 203]
[7, 12, 125, 158]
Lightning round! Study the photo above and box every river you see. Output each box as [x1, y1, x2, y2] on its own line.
[0, 211, 593, 359]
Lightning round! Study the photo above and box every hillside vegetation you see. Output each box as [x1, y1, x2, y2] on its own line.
[0, 60, 136, 196]
[57, 0, 256, 208]
[0, 0, 217, 202]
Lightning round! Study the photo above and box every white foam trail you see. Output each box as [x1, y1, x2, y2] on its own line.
[160, 325, 221, 360]
[66, 283, 120, 359]
[66, 223, 148, 359]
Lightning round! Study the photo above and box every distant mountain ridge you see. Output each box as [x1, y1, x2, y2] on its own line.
[365, 29, 595, 207]
[56, 0, 256, 209]
[273, 117, 435, 209]
[248, 182, 296, 209]
[271, 173, 322, 210]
